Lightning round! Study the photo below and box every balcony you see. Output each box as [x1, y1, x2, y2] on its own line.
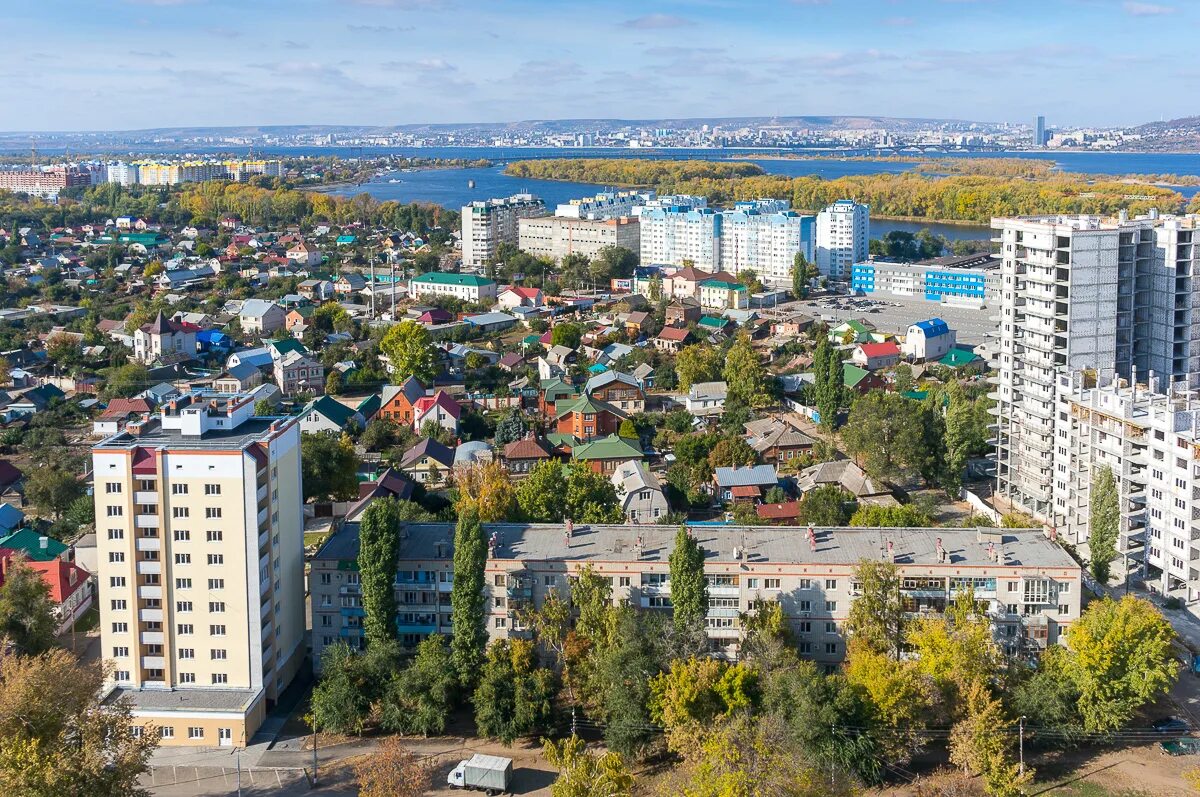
[141, 656, 165, 670]
[135, 537, 161, 552]
[257, 484, 268, 503]
[135, 561, 161, 576]
[134, 491, 158, 505]
[707, 585, 740, 598]
[140, 631, 164, 645]
[137, 585, 162, 599]
[258, 507, 269, 527]
[138, 608, 163, 622]
[707, 607, 740, 618]
[135, 514, 159, 529]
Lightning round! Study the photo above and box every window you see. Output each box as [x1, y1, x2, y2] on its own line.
[110, 576, 126, 587]
[112, 646, 129, 657]
[207, 554, 224, 565]
[208, 579, 225, 590]
[798, 621, 812, 633]
[825, 601, 836, 612]
[319, 572, 331, 585]
[172, 483, 189, 495]
[175, 553, 191, 564]
[494, 597, 506, 608]
[212, 674, 228, 685]
[172, 507, 189, 518]
[205, 508, 222, 519]
[824, 579, 837, 590]
[798, 578, 812, 590]
[825, 642, 837, 655]
[211, 649, 227, 660]
[179, 673, 196, 684]
[618, 576, 631, 587]
[177, 624, 193, 634]
[798, 600, 811, 612]
[178, 648, 195, 659]
[112, 622, 128, 633]
[543, 575, 557, 587]
[111, 599, 127, 611]
[210, 624, 226, 636]
[107, 506, 123, 517]
[764, 578, 781, 590]
[209, 601, 226, 613]
[825, 621, 837, 633]
[108, 551, 125, 564]
[494, 617, 507, 628]
[115, 670, 131, 682]
[206, 530, 223, 542]
[107, 529, 124, 540]
[175, 578, 191, 589]
[176, 601, 192, 612]
[173, 530, 190, 541]
[1058, 604, 1070, 615]
[159, 727, 174, 739]
[205, 484, 221, 495]
[746, 578, 759, 589]
[187, 727, 205, 740]
[106, 482, 122, 493]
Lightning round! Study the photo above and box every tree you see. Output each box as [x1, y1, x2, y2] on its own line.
[617, 418, 638, 439]
[353, 737, 430, 797]
[451, 507, 488, 689]
[24, 465, 83, 521]
[0, 648, 158, 796]
[358, 498, 402, 647]
[101, 363, 149, 400]
[675, 345, 722, 392]
[841, 391, 931, 483]
[378, 635, 456, 737]
[253, 398, 274, 416]
[473, 638, 557, 744]
[799, 485, 854, 526]
[564, 465, 623, 523]
[846, 560, 905, 660]
[588, 607, 666, 759]
[310, 643, 377, 735]
[300, 431, 358, 501]
[706, 436, 756, 471]
[948, 680, 1031, 797]
[844, 643, 937, 765]
[550, 322, 584, 350]
[1009, 647, 1084, 749]
[543, 735, 634, 797]
[849, 504, 931, 527]
[1089, 465, 1119, 584]
[0, 558, 57, 654]
[493, 407, 529, 447]
[648, 657, 758, 757]
[571, 564, 613, 643]
[515, 460, 568, 522]
[723, 332, 770, 409]
[380, 320, 439, 384]
[669, 526, 708, 636]
[324, 369, 343, 396]
[907, 589, 1002, 701]
[1061, 595, 1178, 732]
[791, 252, 812, 298]
[812, 332, 844, 429]
[455, 460, 518, 522]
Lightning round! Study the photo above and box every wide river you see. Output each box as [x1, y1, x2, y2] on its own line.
[318, 146, 1200, 242]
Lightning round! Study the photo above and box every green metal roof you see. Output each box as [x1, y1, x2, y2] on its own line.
[305, 395, 359, 427]
[555, 394, 620, 419]
[268, 338, 308, 357]
[938, 347, 983, 368]
[700, 279, 745, 290]
[0, 527, 68, 562]
[572, 434, 644, 461]
[843, 364, 872, 388]
[411, 272, 495, 288]
[698, 316, 728, 328]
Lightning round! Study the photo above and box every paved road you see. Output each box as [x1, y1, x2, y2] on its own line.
[793, 296, 999, 346]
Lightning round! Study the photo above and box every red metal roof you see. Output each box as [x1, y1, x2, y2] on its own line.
[858, 342, 900, 357]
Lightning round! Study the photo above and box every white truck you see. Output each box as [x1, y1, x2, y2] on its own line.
[447, 754, 512, 795]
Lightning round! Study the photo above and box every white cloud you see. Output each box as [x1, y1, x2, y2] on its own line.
[619, 14, 694, 30]
[1123, 2, 1176, 15]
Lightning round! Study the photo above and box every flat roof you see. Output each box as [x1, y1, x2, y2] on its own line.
[96, 417, 282, 451]
[104, 687, 261, 714]
[315, 522, 1078, 571]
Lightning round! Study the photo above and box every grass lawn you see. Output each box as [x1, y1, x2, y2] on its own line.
[304, 530, 330, 547]
[72, 604, 100, 633]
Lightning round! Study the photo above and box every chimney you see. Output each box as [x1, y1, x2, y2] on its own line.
[987, 541, 995, 562]
[1049, 526, 1058, 542]
[936, 536, 945, 563]
[565, 519, 573, 538]
[39, 536, 48, 550]
[886, 539, 895, 563]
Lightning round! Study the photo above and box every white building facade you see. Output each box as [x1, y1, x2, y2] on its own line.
[461, 194, 547, 267]
[815, 200, 870, 279]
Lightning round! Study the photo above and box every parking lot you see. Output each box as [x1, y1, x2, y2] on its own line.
[795, 294, 999, 346]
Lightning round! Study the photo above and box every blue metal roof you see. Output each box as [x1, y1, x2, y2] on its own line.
[913, 318, 950, 338]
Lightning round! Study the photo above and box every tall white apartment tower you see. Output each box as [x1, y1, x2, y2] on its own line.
[461, 193, 547, 267]
[815, 200, 869, 279]
[93, 392, 305, 747]
[990, 213, 1200, 540]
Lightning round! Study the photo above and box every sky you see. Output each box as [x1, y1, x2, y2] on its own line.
[1, 0, 1196, 131]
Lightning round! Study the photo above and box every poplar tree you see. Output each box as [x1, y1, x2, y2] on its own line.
[451, 506, 488, 689]
[358, 498, 402, 647]
[669, 526, 708, 635]
[1089, 465, 1119, 584]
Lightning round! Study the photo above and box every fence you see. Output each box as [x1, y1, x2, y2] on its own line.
[960, 488, 1002, 523]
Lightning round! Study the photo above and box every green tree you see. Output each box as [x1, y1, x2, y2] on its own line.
[24, 466, 84, 521]
[669, 526, 708, 636]
[571, 564, 613, 643]
[948, 680, 1031, 797]
[100, 363, 150, 400]
[0, 558, 57, 654]
[588, 607, 665, 759]
[798, 485, 854, 526]
[849, 504, 931, 527]
[844, 643, 937, 765]
[324, 369, 343, 396]
[1009, 647, 1084, 749]
[300, 431, 358, 501]
[706, 436, 757, 471]
[648, 657, 758, 757]
[846, 560, 905, 660]
[723, 331, 770, 408]
[543, 735, 634, 797]
[812, 332, 844, 429]
[357, 498, 402, 647]
[550, 322, 584, 350]
[380, 320, 439, 384]
[1089, 465, 1119, 584]
[564, 465, 623, 523]
[253, 398, 274, 416]
[841, 391, 932, 483]
[378, 635, 456, 736]
[617, 418, 638, 439]
[675, 345, 722, 392]
[515, 460, 567, 522]
[493, 407, 529, 447]
[791, 252, 812, 298]
[473, 638, 556, 744]
[451, 507, 488, 689]
[310, 642, 378, 735]
[0, 648, 158, 796]
[1061, 595, 1178, 732]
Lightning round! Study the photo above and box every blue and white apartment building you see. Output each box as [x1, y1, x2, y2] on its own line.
[850, 253, 1001, 307]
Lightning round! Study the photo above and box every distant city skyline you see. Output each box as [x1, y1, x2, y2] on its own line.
[2, 0, 1195, 131]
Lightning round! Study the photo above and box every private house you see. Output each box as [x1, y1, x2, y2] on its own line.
[756, 501, 803, 525]
[92, 397, 156, 437]
[938, 346, 985, 373]
[829, 319, 880, 345]
[412, 391, 461, 435]
[399, 437, 455, 485]
[463, 312, 518, 335]
[665, 297, 702, 326]
[611, 460, 668, 523]
[496, 286, 543, 310]
[770, 313, 814, 338]
[655, 325, 694, 354]
[378, 377, 427, 427]
[298, 279, 335, 302]
[852, 341, 901, 371]
[212, 363, 263, 394]
[300, 395, 364, 434]
[133, 311, 198, 365]
[346, 468, 416, 522]
[274, 350, 325, 395]
[901, 318, 956, 362]
[502, 437, 554, 475]
[238, 299, 286, 335]
[843, 364, 887, 395]
[572, 434, 644, 475]
[286, 242, 322, 267]
[539, 378, 578, 418]
[0, 503, 24, 535]
[712, 464, 778, 504]
[584, 370, 645, 413]
[744, 417, 815, 465]
[0, 550, 92, 634]
[285, 305, 315, 332]
[686, 381, 728, 417]
[699, 278, 749, 310]
[409, 272, 498, 304]
[334, 273, 367, 296]
[7, 384, 66, 419]
[555, 394, 625, 441]
[0, 461, 22, 505]
[796, 459, 890, 502]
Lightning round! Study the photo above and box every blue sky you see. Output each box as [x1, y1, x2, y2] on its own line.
[1, 0, 1194, 131]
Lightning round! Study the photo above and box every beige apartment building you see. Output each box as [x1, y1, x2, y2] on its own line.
[310, 522, 1081, 671]
[93, 392, 305, 747]
[518, 215, 640, 262]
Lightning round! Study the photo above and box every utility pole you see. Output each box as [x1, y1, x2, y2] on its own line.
[1018, 716, 1025, 777]
[312, 720, 318, 786]
[236, 750, 242, 796]
[571, 706, 577, 738]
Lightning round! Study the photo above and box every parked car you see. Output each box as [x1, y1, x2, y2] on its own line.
[1153, 716, 1191, 734]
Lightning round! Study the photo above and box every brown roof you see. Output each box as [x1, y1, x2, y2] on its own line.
[657, 326, 691, 341]
[503, 437, 552, 461]
[756, 501, 802, 520]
